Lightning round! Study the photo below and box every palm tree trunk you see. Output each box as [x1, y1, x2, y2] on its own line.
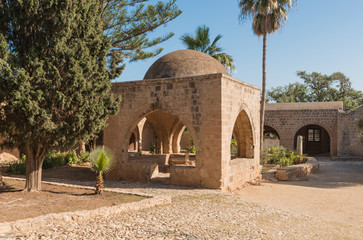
[260, 33, 267, 151]
[95, 172, 104, 194]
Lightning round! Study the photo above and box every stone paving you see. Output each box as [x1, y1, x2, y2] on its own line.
[5, 179, 363, 240]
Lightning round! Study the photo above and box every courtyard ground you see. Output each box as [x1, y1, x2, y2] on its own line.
[235, 157, 363, 228]
[4, 157, 363, 239]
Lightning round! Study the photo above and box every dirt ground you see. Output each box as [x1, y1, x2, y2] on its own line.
[0, 178, 145, 223]
[235, 157, 363, 228]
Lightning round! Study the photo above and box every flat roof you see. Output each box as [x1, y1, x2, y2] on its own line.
[266, 101, 343, 111]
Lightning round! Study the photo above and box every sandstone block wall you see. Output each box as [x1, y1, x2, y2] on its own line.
[104, 73, 261, 190]
[337, 105, 363, 156]
[264, 102, 342, 155]
[221, 76, 261, 191]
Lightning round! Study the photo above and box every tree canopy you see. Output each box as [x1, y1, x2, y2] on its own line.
[0, 0, 119, 191]
[103, 0, 182, 79]
[180, 25, 235, 73]
[267, 71, 363, 110]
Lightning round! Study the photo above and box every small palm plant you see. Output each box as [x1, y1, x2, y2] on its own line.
[90, 147, 114, 194]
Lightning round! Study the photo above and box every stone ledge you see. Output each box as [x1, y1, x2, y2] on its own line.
[276, 159, 319, 181]
[331, 156, 363, 161]
[0, 177, 171, 236]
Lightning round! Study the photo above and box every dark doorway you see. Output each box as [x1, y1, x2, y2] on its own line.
[294, 125, 330, 155]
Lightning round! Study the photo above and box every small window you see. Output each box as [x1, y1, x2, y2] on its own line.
[307, 128, 320, 142]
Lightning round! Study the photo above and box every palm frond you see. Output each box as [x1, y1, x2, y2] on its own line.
[90, 146, 114, 174]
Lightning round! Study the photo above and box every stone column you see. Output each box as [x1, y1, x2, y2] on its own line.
[297, 135, 303, 155]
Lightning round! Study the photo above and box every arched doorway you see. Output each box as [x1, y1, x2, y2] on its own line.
[231, 110, 254, 159]
[263, 125, 280, 149]
[294, 125, 330, 155]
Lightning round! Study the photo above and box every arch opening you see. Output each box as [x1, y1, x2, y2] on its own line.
[263, 125, 280, 149]
[294, 124, 331, 156]
[231, 110, 254, 159]
[126, 109, 198, 180]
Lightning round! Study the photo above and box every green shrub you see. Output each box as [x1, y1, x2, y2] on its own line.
[8, 155, 26, 175]
[150, 143, 156, 154]
[261, 146, 308, 166]
[64, 150, 78, 164]
[79, 152, 90, 163]
[43, 150, 79, 168]
[43, 151, 65, 169]
[231, 138, 238, 156]
[187, 144, 196, 153]
[187, 136, 196, 154]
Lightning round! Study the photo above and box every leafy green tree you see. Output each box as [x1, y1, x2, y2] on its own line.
[268, 71, 363, 110]
[296, 71, 333, 102]
[103, 0, 182, 79]
[238, 0, 296, 149]
[90, 147, 114, 194]
[267, 82, 308, 103]
[0, 0, 119, 192]
[180, 25, 235, 72]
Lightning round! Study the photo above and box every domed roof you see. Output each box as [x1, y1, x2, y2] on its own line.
[143, 49, 229, 80]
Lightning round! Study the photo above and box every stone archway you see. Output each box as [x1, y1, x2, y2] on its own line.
[125, 109, 199, 176]
[294, 124, 331, 155]
[231, 110, 254, 158]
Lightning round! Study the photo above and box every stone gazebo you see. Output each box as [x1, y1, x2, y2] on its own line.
[104, 50, 261, 190]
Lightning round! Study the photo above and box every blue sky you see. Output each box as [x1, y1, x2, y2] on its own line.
[116, 0, 363, 92]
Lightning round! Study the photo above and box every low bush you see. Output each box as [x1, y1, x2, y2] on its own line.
[79, 151, 90, 163]
[8, 155, 26, 175]
[43, 150, 66, 169]
[8, 149, 93, 174]
[64, 150, 78, 164]
[261, 146, 308, 167]
[231, 138, 238, 156]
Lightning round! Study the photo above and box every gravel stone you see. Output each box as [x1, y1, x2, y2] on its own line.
[6, 179, 363, 240]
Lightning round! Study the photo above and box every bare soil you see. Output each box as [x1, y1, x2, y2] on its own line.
[0, 178, 145, 223]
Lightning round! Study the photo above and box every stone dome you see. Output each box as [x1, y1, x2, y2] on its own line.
[143, 49, 229, 80]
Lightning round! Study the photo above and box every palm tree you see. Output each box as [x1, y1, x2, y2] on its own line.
[180, 25, 235, 73]
[238, 0, 295, 150]
[90, 147, 114, 194]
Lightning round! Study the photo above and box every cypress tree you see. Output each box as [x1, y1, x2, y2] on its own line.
[0, 0, 119, 191]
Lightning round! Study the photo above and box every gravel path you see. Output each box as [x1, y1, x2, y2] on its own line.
[6, 182, 362, 239]
[5, 158, 363, 239]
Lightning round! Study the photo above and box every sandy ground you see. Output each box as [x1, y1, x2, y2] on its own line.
[0, 178, 145, 223]
[235, 157, 363, 228]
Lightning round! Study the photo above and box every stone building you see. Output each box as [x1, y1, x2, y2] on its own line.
[103, 50, 261, 190]
[264, 102, 363, 157]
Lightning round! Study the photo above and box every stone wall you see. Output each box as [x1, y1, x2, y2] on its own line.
[220, 76, 261, 191]
[337, 105, 363, 156]
[104, 73, 261, 190]
[264, 102, 342, 155]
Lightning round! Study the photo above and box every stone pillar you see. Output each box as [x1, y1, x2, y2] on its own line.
[138, 139, 142, 153]
[297, 135, 303, 155]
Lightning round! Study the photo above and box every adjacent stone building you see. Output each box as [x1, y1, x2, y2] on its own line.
[103, 50, 261, 190]
[264, 102, 363, 157]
